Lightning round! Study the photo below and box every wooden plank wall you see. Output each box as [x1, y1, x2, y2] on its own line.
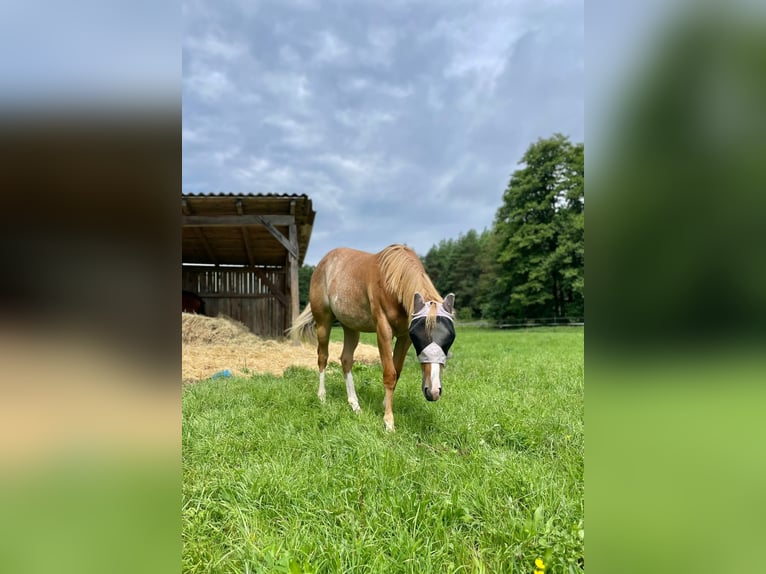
[182, 267, 288, 338]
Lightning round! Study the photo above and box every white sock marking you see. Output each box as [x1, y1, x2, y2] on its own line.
[345, 371, 361, 412]
[318, 369, 326, 402]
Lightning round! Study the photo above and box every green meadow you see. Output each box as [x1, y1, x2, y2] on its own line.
[182, 327, 584, 573]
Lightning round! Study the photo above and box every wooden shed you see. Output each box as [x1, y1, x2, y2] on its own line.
[182, 193, 316, 338]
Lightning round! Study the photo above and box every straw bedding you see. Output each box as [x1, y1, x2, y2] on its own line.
[182, 313, 380, 383]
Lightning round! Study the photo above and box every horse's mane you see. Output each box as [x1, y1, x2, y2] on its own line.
[378, 244, 442, 331]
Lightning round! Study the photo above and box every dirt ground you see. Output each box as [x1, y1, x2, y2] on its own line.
[182, 313, 380, 383]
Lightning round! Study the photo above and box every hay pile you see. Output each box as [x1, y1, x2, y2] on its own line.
[182, 313, 380, 383]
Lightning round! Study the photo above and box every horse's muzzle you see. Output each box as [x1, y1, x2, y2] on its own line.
[423, 385, 442, 401]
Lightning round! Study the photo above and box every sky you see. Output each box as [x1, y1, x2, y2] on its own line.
[183, 0, 584, 265]
[182, 0, 584, 265]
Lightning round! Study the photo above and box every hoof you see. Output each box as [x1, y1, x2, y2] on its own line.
[349, 401, 361, 413]
[384, 421, 395, 432]
[318, 392, 326, 403]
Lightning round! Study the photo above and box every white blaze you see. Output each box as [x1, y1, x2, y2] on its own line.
[429, 363, 442, 399]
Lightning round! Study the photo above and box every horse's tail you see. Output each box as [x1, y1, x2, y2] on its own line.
[287, 304, 317, 344]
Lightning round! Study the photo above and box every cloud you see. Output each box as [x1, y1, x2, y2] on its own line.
[185, 34, 246, 61]
[262, 114, 323, 148]
[313, 30, 351, 65]
[182, 128, 205, 144]
[261, 72, 312, 104]
[185, 68, 233, 102]
[362, 27, 398, 67]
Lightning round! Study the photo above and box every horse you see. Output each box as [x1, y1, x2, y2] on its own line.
[182, 290, 206, 315]
[289, 244, 455, 431]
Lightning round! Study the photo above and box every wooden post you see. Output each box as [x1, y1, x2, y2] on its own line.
[289, 223, 300, 344]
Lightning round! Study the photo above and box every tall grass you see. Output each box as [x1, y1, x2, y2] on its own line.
[182, 327, 584, 573]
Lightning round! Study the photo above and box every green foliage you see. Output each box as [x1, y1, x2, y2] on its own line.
[490, 134, 584, 322]
[589, 12, 766, 347]
[183, 328, 584, 573]
[422, 229, 494, 321]
[423, 135, 584, 323]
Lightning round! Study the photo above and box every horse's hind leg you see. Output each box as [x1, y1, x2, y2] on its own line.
[316, 319, 331, 402]
[341, 327, 361, 412]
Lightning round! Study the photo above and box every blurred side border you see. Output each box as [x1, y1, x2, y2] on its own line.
[587, 0, 766, 572]
[0, 105, 180, 573]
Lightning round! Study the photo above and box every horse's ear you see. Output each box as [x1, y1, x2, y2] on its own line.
[442, 293, 456, 314]
[413, 292, 426, 315]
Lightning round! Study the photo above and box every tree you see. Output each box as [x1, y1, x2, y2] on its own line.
[490, 134, 584, 321]
[475, 229, 501, 319]
[423, 238, 455, 298]
[423, 229, 494, 320]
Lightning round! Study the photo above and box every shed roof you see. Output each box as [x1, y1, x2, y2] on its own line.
[182, 193, 315, 267]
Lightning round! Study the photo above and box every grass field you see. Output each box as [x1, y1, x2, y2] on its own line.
[182, 327, 584, 573]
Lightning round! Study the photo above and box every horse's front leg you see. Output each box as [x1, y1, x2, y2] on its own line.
[392, 336, 411, 383]
[376, 323, 397, 431]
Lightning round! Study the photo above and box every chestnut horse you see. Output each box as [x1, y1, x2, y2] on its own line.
[289, 244, 455, 431]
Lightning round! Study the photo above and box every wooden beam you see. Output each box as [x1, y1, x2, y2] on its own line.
[194, 228, 218, 265]
[240, 227, 256, 267]
[192, 293, 279, 300]
[253, 215, 299, 259]
[182, 214, 296, 227]
[288, 222, 300, 333]
[236, 199, 298, 258]
[181, 265, 282, 272]
[235, 199, 256, 266]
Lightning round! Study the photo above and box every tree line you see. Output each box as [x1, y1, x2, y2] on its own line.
[300, 134, 584, 324]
